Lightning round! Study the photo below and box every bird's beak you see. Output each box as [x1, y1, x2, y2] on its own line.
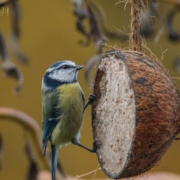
[76, 65, 83, 71]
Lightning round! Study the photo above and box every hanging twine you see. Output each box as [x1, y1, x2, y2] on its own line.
[130, 0, 147, 51]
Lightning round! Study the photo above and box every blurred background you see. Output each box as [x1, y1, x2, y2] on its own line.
[0, 0, 180, 179]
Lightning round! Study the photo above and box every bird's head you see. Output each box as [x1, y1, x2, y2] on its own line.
[42, 60, 83, 90]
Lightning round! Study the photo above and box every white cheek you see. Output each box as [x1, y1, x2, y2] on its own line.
[49, 71, 69, 81]
[57, 71, 68, 81]
[48, 71, 62, 81]
[48, 70, 76, 83]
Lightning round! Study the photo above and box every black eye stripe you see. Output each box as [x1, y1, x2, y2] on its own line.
[57, 65, 75, 70]
[62, 65, 68, 69]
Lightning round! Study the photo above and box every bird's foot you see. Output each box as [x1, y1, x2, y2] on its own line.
[91, 140, 102, 152]
[71, 138, 102, 153]
[84, 93, 96, 111]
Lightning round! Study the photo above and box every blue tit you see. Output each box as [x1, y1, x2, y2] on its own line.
[41, 60, 98, 180]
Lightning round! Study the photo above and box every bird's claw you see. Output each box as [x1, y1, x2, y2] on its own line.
[84, 93, 96, 111]
[92, 140, 102, 152]
[88, 93, 96, 104]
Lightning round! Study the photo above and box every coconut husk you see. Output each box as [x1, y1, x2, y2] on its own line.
[91, 49, 180, 179]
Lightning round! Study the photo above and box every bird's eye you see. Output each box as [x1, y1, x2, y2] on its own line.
[62, 65, 68, 69]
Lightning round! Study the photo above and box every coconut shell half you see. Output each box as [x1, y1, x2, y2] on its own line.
[91, 49, 180, 179]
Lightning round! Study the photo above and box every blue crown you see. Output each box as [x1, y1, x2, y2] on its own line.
[49, 61, 68, 69]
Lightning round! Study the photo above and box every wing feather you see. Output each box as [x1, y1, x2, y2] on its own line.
[42, 90, 60, 155]
[42, 119, 59, 155]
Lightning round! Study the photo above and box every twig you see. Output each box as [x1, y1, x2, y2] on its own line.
[74, 167, 101, 180]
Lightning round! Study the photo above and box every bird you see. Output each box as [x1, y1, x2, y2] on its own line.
[41, 60, 98, 180]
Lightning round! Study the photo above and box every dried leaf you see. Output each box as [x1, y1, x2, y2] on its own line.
[76, 18, 91, 46]
[75, 1, 124, 87]
[140, 3, 156, 38]
[73, 1, 107, 84]
[165, 6, 180, 42]
[10, 34, 29, 64]
[85, 54, 101, 85]
[88, 1, 128, 41]
[72, 0, 90, 45]
[86, 2, 107, 52]
[0, 32, 23, 93]
[2, 61, 23, 93]
[73, 0, 107, 49]
[10, 0, 28, 63]
[25, 140, 38, 180]
[10, 0, 20, 37]
[0, 32, 8, 61]
[0, 133, 3, 170]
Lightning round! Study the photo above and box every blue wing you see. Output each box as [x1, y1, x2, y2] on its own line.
[42, 118, 59, 156]
[42, 90, 61, 155]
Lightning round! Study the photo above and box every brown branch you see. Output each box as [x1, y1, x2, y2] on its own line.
[0, 107, 65, 180]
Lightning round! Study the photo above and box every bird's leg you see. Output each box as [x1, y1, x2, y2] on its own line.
[84, 93, 96, 111]
[71, 138, 101, 153]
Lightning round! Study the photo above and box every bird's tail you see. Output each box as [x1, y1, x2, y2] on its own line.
[51, 144, 58, 180]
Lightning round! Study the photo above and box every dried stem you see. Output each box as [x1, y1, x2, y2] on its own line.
[0, 107, 65, 180]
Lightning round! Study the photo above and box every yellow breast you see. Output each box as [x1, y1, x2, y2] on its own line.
[51, 82, 84, 147]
